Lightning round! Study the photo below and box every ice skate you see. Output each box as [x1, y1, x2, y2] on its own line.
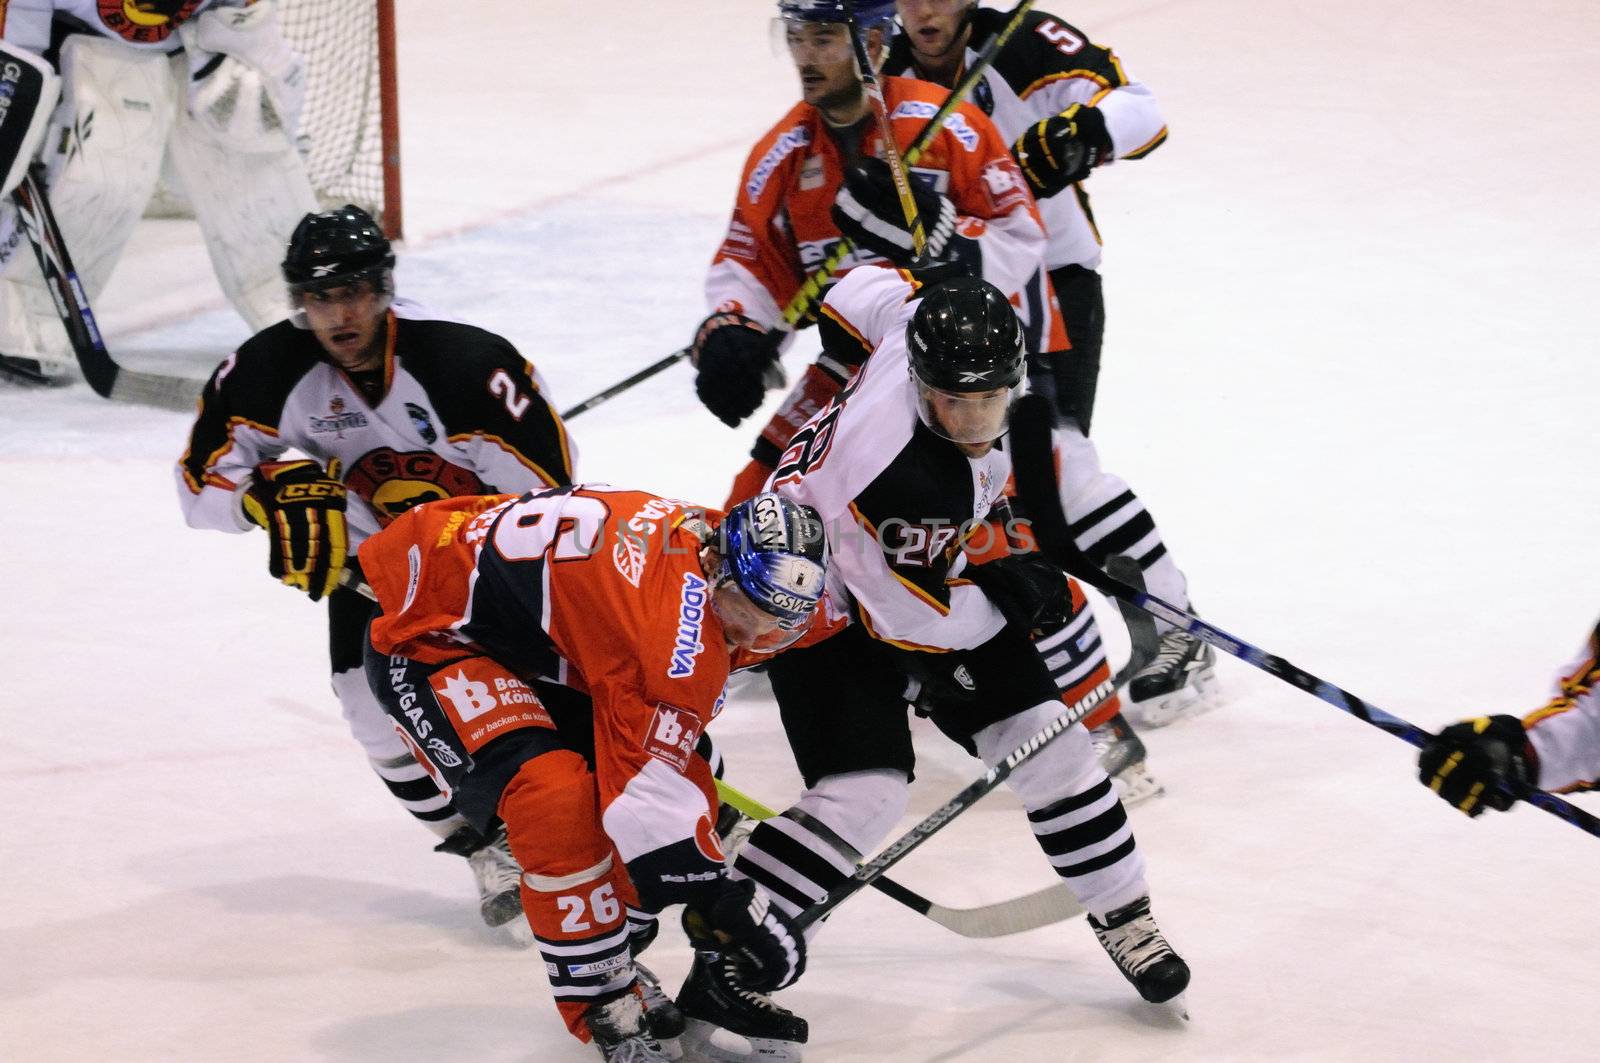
[1088, 895, 1190, 1009]
[1091, 712, 1163, 806]
[1129, 628, 1218, 728]
[635, 961, 685, 1058]
[585, 991, 673, 1062]
[437, 823, 524, 928]
[676, 951, 808, 1062]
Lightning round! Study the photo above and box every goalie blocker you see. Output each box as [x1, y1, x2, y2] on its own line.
[0, 40, 59, 199]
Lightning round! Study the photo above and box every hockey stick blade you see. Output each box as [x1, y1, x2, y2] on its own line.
[12, 171, 204, 412]
[715, 778, 1084, 937]
[869, 875, 1084, 938]
[1007, 394, 1600, 841]
[793, 678, 1114, 931]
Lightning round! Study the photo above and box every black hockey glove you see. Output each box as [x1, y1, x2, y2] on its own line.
[241, 458, 348, 602]
[964, 552, 1072, 633]
[1011, 103, 1111, 199]
[831, 156, 958, 266]
[1417, 715, 1538, 817]
[694, 311, 778, 428]
[683, 877, 806, 993]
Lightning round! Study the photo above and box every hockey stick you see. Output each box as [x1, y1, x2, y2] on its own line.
[11, 168, 203, 412]
[715, 778, 1083, 938]
[557, 0, 1037, 423]
[560, 347, 690, 420]
[792, 676, 1114, 931]
[777, 0, 1037, 328]
[845, 0, 928, 258]
[336, 565, 1083, 934]
[1006, 394, 1600, 841]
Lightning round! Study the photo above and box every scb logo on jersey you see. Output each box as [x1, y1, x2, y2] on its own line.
[96, 0, 206, 44]
[347, 448, 488, 526]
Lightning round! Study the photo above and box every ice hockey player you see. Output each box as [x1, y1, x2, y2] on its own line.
[0, 0, 318, 384]
[726, 265, 1190, 1050]
[175, 205, 575, 936]
[1418, 616, 1600, 815]
[694, 0, 1063, 498]
[359, 487, 827, 1061]
[886, 0, 1217, 769]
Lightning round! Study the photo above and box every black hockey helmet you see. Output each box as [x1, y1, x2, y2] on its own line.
[282, 205, 395, 328]
[282, 205, 394, 292]
[906, 277, 1026, 444]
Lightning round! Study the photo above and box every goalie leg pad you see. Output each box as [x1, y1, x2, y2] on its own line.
[0, 39, 61, 198]
[168, 82, 317, 331]
[974, 700, 1149, 919]
[0, 36, 176, 373]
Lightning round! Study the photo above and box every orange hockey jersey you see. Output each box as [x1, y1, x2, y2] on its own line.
[362, 486, 731, 873]
[707, 75, 1066, 353]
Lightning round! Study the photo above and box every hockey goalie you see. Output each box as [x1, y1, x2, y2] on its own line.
[0, 0, 318, 384]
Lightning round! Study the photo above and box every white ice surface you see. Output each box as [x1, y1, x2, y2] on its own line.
[2, 2, 1598, 1060]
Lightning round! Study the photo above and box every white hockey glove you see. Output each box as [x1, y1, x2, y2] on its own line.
[180, 0, 307, 154]
[0, 39, 61, 197]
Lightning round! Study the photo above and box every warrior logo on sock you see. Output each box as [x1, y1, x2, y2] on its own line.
[346, 448, 488, 526]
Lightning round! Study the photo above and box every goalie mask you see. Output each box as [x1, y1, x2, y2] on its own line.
[282, 205, 396, 329]
[713, 492, 829, 653]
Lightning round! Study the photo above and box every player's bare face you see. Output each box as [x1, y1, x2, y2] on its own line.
[786, 23, 862, 116]
[923, 383, 1012, 454]
[303, 282, 385, 371]
[897, 0, 971, 78]
[711, 581, 788, 652]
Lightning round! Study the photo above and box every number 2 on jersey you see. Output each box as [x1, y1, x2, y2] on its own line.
[488, 368, 532, 421]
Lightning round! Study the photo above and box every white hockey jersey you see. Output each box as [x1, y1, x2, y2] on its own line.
[1524, 619, 1600, 793]
[0, 0, 241, 54]
[882, 8, 1168, 272]
[769, 265, 1009, 652]
[177, 299, 575, 550]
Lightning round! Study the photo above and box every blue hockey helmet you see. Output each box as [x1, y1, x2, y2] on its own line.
[717, 492, 829, 631]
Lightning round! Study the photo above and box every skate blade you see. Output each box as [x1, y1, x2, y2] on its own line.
[1159, 992, 1191, 1022]
[1134, 667, 1220, 729]
[1110, 767, 1165, 808]
[679, 1018, 802, 1063]
[498, 918, 534, 948]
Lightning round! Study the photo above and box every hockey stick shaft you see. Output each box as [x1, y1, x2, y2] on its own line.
[11, 168, 200, 412]
[777, 0, 1037, 330]
[792, 676, 1113, 931]
[559, 347, 689, 420]
[1005, 397, 1600, 840]
[716, 777, 1083, 937]
[845, 0, 927, 257]
[560, 2, 1036, 423]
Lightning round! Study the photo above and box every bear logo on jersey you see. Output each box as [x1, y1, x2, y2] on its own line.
[96, 0, 206, 44]
[346, 448, 488, 526]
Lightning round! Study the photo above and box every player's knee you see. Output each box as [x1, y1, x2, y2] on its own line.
[500, 749, 610, 879]
[794, 768, 910, 855]
[331, 668, 412, 759]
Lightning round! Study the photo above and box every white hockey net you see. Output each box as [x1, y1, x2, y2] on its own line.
[281, 0, 393, 226]
[148, 0, 400, 236]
